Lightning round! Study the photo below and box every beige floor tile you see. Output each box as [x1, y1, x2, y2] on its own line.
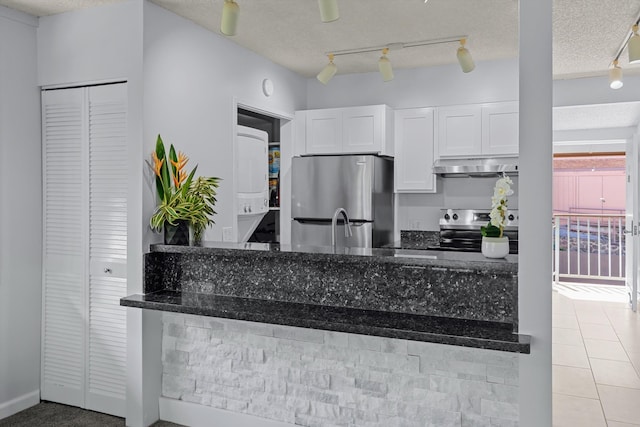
[579, 322, 619, 341]
[553, 343, 590, 369]
[619, 338, 640, 355]
[553, 327, 584, 346]
[552, 393, 607, 427]
[627, 352, 640, 376]
[575, 311, 611, 325]
[583, 339, 629, 362]
[606, 421, 640, 427]
[597, 384, 640, 425]
[590, 358, 640, 389]
[553, 294, 576, 315]
[554, 314, 580, 330]
[552, 365, 598, 399]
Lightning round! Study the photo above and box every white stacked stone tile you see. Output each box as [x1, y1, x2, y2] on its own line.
[162, 313, 520, 427]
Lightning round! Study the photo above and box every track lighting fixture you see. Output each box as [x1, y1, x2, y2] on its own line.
[630, 24, 640, 65]
[378, 48, 394, 82]
[317, 54, 337, 85]
[456, 38, 475, 73]
[316, 35, 472, 85]
[608, 14, 640, 89]
[221, 0, 239, 36]
[318, 0, 339, 23]
[609, 60, 623, 89]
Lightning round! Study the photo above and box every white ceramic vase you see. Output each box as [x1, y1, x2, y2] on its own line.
[481, 236, 509, 258]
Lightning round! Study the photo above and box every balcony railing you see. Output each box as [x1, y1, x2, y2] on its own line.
[553, 214, 626, 285]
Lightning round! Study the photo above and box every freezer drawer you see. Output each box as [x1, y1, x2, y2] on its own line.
[291, 220, 373, 248]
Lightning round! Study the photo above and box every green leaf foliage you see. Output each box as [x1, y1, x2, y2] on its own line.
[480, 222, 502, 238]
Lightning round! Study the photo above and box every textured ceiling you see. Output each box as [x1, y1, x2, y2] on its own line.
[2, 0, 640, 80]
[554, 102, 640, 131]
[2, 0, 640, 133]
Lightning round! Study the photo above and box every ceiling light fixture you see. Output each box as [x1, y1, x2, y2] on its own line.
[608, 12, 640, 89]
[456, 38, 475, 73]
[221, 0, 239, 36]
[317, 54, 337, 85]
[609, 60, 624, 89]
[317, 35, 470, 84]
[318, 0, 339, 23]
[630, 24, 640, 64]
[378, 48, 394, 82]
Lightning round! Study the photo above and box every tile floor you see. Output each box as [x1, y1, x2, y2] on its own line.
[553, 283, 640, 427]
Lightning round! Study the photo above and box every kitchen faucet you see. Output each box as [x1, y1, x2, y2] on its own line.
[331, 208, 352, 247]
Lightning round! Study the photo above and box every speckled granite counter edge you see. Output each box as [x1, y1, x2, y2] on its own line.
[121, 291, 531, 354]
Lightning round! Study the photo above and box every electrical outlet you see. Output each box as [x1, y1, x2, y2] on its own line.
[222, 227, 233, 242]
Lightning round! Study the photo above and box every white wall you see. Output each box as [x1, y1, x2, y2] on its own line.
[554, 74, 640, 107]
[142, 1, 307, 243]
[37, 1, 148, 425]
[0, 6, 42, 419]
[307, 58, 519, 110]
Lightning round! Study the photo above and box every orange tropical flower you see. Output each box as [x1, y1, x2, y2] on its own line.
[173, 169, 187, 189]
[152, 152, 164, 177]
[171, 152, 189, 172]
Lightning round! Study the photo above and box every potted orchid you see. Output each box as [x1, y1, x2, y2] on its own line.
[480, 174, 514, 258]
[149, 135, 220, 245]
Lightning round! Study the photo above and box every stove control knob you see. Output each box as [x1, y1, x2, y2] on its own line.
[444, 213, 450, 220]
[452, 213, 459, 221]
[508, 214, 515, 221]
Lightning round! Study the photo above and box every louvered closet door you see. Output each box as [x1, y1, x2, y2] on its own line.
[41, 88, 87, 408]
[85, 84, 127, 416]
[42, 83, 127, 417]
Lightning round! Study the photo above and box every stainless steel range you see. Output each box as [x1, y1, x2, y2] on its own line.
[428, 208, 519, 253]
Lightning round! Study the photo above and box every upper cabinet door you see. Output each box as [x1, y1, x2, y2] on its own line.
[394, 108, 436, 193]
[437, 105, 482, 157]
[305, 108, 342, 154]
[482, 101, 519, 156]
[342, 105, 382, 154]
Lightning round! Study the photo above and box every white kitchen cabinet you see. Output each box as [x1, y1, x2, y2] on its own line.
[302, 105, 393, 156]
[437, 105, 482, 157]
[394, 108, 436, 193]
[41, 83, 127, 417]
[305, 108, 342, 154]
[481, 101, 519, 155]
[438, 101, 519, 158]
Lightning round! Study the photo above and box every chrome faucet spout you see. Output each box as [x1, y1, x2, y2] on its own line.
[331, 208, 351, 247]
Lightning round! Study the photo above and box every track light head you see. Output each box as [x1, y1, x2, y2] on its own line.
[378, 48, 394, 82]
[457, 38, 475, 73]
[221, 0, 239, 36]
[609, 60, 624, 89]
[629, 25, 640, 65]
[317, 54, 337, 85]
[318, 0, 339, 23]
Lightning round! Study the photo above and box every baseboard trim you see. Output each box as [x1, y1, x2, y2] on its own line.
[159, 397, 294, 427]
[0, 389, 40, 420]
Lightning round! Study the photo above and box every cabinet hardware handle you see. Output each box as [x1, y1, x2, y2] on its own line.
[104, 268, 112, 274]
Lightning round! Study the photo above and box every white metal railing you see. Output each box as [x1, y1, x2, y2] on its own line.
[553, 214, 626, 284]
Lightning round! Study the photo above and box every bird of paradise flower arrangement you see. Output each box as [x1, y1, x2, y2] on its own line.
[149, 134, 220, 244]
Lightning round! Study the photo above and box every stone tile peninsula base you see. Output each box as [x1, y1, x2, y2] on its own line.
[160, 312, 520, 427]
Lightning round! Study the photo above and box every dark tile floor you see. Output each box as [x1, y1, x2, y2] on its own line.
[0, 401, 185, 427]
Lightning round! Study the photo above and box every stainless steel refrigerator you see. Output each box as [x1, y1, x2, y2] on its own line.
[291, 154, 394, 248]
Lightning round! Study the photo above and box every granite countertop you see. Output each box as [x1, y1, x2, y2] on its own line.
[122, 241, 529, 354]
[122, 290, 530, 353]
[150, 241, 518, 273]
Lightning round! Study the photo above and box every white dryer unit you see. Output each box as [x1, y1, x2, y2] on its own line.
[236, 125, 269, 242]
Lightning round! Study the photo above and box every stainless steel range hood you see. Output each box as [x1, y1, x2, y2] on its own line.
[433, 157, 519, 177]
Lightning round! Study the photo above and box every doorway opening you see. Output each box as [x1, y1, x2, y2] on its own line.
[552, 152, 626, 287]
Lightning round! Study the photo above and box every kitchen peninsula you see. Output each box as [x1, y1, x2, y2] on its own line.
[122, 243, 528, 353]
[122, 243, 528, 426]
